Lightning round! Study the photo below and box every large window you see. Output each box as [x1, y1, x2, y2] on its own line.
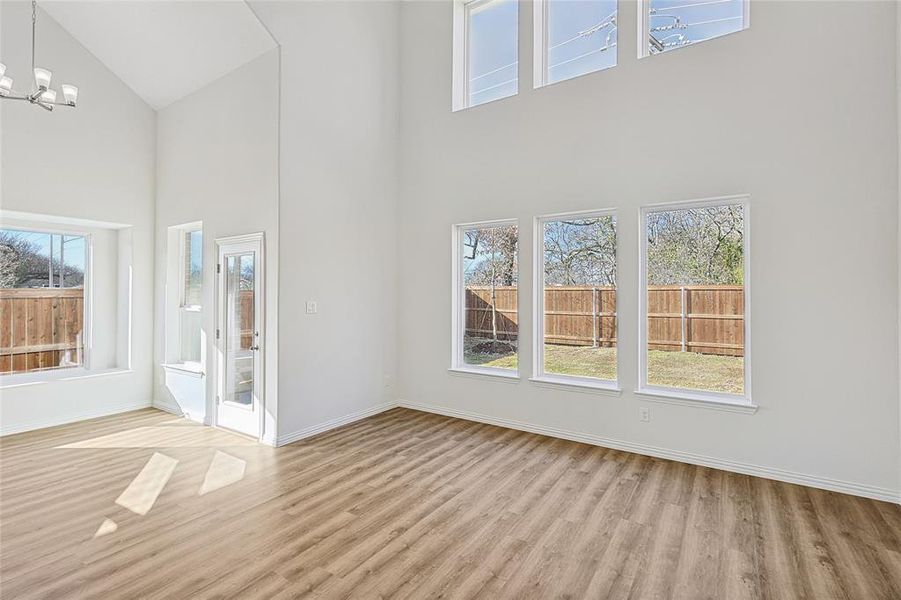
[534, 212, 617, 387]
[534, 0, 617, 88]
[0, 228, 88, 374]
[180, 228, 202, 365]
[453, 0, 519, 110]
[640, 0, 748, 57]
[452, 220, 519, 375]
[639, 197, 750, 404]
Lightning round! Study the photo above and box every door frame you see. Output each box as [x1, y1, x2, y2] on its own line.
[213, 232, 266, 441]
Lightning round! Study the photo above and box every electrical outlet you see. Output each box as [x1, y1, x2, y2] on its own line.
[639, 407, 650, 423]
[305, 301, 318, 314]
[384, 374, 393, 388]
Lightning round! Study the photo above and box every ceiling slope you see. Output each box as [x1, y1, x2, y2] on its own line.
[41, 0, 276, 110]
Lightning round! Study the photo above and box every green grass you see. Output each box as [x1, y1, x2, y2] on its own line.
[646, 350, 744, 394]
[463, 337, 743, 394]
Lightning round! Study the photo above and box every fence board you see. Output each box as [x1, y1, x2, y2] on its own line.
[0, 288, 85, 374]
[464, 284, 744, 357]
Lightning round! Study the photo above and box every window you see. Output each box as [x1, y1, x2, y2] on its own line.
[180, 228, 202, 365]
[453, 0, 519, 110]
[0, 228, 88, 374]
[640, 0, 748, 57]
[183, 229, 202, 307]
[534, 212, 617, 387]
[534, 0, 617, 87]
[452, 220, 519, 375]
[639, 197, 750, 404]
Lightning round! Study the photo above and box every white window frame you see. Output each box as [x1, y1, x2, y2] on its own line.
[637, 194, 753, 408]
[531, 209, 620, 392]
[162, 221, 206, 376]
[532, 0, 550, 88]
[533, 0, 618, 89]
[637, 0, 750, 59]
[178, 222, 205, 372]
[450, 219, 521, 380]
[0, 224, 93, 376]
[452, 0, 519, 111]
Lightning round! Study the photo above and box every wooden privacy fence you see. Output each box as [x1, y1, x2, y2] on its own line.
[238, 289, 254, 349]
[0, 288, 84, 374]
[465, 285, 744, 357]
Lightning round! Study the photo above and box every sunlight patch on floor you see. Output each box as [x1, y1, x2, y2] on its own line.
[199, 451, 246, 496]
[115, 452, 178, 516]
[56, 425, 259, 449]
[93, 518, 118, 538]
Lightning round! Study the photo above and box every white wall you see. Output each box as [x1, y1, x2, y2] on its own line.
[154, 50, 279, 440]
[251, 1, 400, 442]
[397, 0, 901, 500]
[897, 0, 901, 496]
[0, 1, 156, 434]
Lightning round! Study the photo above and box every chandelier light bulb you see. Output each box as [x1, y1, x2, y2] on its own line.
[0, 76, 12, 96]
[61, 84, 78, 106]
[34, 67, 52, 90]
[40, 88, 56, 104]
[0, 63, 6, 79]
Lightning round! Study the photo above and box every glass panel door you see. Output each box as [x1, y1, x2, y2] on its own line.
[224, 252, 255, 408]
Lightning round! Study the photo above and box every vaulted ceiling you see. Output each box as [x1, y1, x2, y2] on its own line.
[41, 0, 277, 110]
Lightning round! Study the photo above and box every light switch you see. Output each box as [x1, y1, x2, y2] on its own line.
[305, 301, 318, 314]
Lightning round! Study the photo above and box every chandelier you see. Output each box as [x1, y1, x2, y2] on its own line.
[0, 0, 78, 111]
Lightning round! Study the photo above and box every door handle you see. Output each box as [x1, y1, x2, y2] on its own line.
[250, 345, 260, 351]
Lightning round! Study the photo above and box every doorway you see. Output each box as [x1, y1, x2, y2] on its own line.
[215, 233, 264, 439]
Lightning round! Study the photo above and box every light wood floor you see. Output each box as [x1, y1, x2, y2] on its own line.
[1, 408, 900, 599]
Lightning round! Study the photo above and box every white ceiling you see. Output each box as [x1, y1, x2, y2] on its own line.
[41, 1, 277, 110]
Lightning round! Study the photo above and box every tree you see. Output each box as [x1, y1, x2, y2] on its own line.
[463, 225, 518, 343]
[0, 231, 48, 287]
[0, 231, 85, 288]
[543, 217, 616, 286]
[646, 206, 743, 285]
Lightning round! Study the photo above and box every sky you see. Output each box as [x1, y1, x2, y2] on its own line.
[467, 0, 744, 106]
[2, 228, 86, 273]
[188, 230, 202, 274]
[649, 0, 744, 52]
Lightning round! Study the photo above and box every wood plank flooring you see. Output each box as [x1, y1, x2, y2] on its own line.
[1, 407, 900, 599]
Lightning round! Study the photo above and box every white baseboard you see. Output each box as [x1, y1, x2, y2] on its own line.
[398, 400, 901, 505]
[0, 399, 153, 437]
[151, 399, 212, 425]
[151, 398, 183, 416]
[277, 401, 398, 446]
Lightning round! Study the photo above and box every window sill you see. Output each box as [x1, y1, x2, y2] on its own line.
[634, 388, 758, 414]
[1, 367, 134, 390]
[447, 366, 520, 382]
[529, 375, 621, 396]
[162, 363, 205, 378]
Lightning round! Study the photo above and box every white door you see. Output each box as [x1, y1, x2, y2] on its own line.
[215, 234, 264, 439]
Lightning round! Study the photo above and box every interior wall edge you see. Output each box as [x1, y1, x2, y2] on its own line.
[276, 401, 399, 447]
